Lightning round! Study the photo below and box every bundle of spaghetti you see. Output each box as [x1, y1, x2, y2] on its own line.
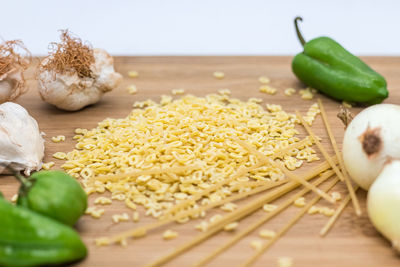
[316, 99, 361, 216]
[161, 137, 312, 218]
[102, 177, 289, 244]
[235, 139, 335, 203]
[242, 176, 340, 267]
[195, 169, 335, 267]
[144, 158, 338, 266]
[100, 154, 337, 245]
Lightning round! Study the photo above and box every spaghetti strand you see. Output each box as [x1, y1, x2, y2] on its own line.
[317, 99, 362, 216]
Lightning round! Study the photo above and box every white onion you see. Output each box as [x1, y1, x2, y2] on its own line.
[367, 159, 400, 252]
[342, 104, 400, 190]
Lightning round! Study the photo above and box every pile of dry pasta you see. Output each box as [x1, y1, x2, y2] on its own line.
[61, 93, 320, 217]
[55, 91, 360, 267]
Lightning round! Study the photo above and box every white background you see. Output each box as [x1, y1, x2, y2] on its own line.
[1, 0, 399, 56]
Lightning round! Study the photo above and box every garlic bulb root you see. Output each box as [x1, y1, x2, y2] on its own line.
[342, 104, 400, 190]
[0, 102, 45, 175]
[367, 159, 400, 253]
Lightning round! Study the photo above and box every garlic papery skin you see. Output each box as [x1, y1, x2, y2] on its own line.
[0, 102, 45, 175]
[38, 48, 122, 111]
[342, 104, 400, 190]
[368, 159, 400, 252]
[0, 66, 26, 104]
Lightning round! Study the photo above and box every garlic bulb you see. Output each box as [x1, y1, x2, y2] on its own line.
[368, 159, 400, 252]
[38, 48, 122, 111]
[342, 104, 400, 190]
[0, 102, 45, 175]
[0, 40, 30, 104]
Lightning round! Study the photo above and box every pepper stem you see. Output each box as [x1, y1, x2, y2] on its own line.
[0, 163, 32, 191]
[294, 16, 306, 46]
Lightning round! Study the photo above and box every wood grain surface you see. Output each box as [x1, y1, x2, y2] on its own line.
[2, 56, 400, 267]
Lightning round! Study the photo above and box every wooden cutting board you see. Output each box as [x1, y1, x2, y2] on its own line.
[1, 56, 400, 267]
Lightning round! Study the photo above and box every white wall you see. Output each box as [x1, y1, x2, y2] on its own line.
[1, 0, 399, 56]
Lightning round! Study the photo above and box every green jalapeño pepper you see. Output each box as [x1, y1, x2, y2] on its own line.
[15, 170, 87, 226]
[0, 197, 87, 267]
[292, 17, 388, 105]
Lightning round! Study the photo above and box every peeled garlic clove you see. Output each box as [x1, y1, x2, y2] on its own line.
[0, 66, 26, 104]
[38, 48, 122, 111]
[91, 49, 122, 90]
[368, 159, 400, 252]
[0, 102, 45, 175]
[342, 104, 400, 190]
